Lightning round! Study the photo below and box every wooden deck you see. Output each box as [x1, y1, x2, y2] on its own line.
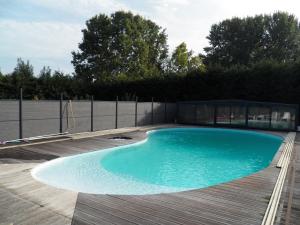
[275, 135, 300, 225]
[0, 126, 299, 225]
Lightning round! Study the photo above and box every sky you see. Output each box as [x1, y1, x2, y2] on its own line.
[1, 0, 300, 75]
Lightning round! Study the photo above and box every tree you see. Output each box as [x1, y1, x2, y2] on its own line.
[188, 55, 206, 72]
[0, 70, 5, 98]
[39, 66, 51, 78]
[170, 42, 189, 73]
[204, 12, 300, 67]
[51, 71, 74, 98]
[170, 42, 205, 73]
[37, 66, 52, 99]
[72, 11, 169, 83]
[37, 69, 76, 99]
[10, 58, 36, 98]
[12, 58, 34, 86]
[263, 12, 300, 62]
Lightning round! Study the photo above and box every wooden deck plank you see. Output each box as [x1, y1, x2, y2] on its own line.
[0, 126, 299, 225]
[77, 194, 182, 225]
[276, 141, 300, 225]
[0, 187, 71, 225]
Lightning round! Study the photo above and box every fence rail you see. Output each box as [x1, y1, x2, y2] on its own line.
[0, 89, 176, 141]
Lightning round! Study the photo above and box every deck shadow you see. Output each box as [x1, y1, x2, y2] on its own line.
[0, 148, 58, 163]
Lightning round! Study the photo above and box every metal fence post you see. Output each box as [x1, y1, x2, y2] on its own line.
[115, 96, 118, 129]
[91, 95, 94, 132]
[229, 105, 232, 125]
[194, 104, 197, 123]
[269, 106, 272, 129]
[175, 102, 179, 123]
[213, 103, 217, 126]
[19, 87, 23, 139]
[164, 99, 167, 123]
[245, 102, 249, 127]
[59, 93, 63, 133]
[135, 96, 138, 127]
[296, 105, 299, 131]
[151, 97, 154, 125]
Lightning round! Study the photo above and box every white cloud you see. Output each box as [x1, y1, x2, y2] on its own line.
[28, 0, 130, 17]
[151, 0, 190, 8]
[1, 0, 300, 73]
[0, 0, 135, 73]
[145, 0, 300, 54]
[0, 20, 82, 73]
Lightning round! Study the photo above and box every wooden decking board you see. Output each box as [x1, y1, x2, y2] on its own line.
[177, 201, 261, 224]
[77, 195, 186, 225]
[106, 197, 210, 225]
[131, 194, 259, 225]
[112, 195, 234, 225]
[0, 126, 299, 225]
[153, 194, 260, 223]
[116, 194, 233, 225]
[0, 147, 57, 162]
[75, 201, 140, 225]
[88, 194, 213, 225]
[20, 209, 64, 225]
[173, 188, 269, 210]
[145, 192, 263, 221]
[191, 184, 272, 201]
[27, 142, 84, 155]
[76, 200, 163, 225]
[20, 145, 62, 158]
[78, 194, 183, 225]
[276, 142, 300, 225]
[195, 187, 273, 208]
[27, 131, 144, 158]
[107, 195, 203, 225]
[0, 162, 77, 224]
[71, 217, 94, 225]
[204, 186, 274, 202]
[0, 187, 71, 225]
[73, 209, 116, 225]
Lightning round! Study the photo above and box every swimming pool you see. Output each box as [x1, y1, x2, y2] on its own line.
[32, 128, 283, 195]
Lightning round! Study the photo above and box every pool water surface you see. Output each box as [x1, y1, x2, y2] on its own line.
[32, 128, 283, 195]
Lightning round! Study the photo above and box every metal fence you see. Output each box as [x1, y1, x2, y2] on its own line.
[1, 94, 299, 141]
[0, 91, 176, 141]
[177, 100, 299, 131]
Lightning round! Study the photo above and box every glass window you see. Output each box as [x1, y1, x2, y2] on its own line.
[271, 107, 296, 130]
[248, 106, 271, 129]
[196, 104, 215, 124]
[178, 102, 297, 131]
[231, 106, 246, 126]
[178, 104, 196, 123]
[216, 106, 230, 124]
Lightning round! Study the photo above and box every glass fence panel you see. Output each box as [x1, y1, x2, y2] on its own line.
[196, 104, 215, 124]
[271, 107, 296, 130]
[177, 102, 297, 131]
[216, 106, 230, 124]
[178, 104, 196, 123]
[231, 106, 246, 126]
[248, 106, 271, 129]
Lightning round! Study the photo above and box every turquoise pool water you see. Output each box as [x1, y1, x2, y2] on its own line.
[32, 128, 283, 195]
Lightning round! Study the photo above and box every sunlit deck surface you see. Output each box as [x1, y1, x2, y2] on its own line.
[0, 125, 299, 225]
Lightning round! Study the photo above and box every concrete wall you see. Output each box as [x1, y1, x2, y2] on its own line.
[0, 100, 176, 141]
